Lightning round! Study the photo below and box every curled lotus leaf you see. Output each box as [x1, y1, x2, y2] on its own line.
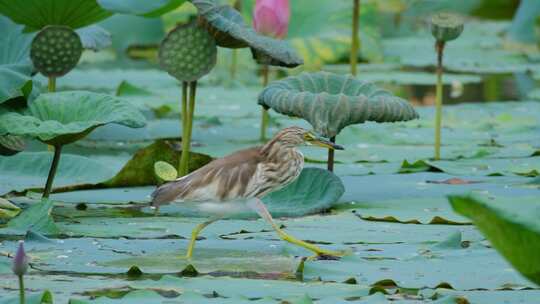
[196, 4, 248, 48]
[258, 72, 419, 138]
[190, 0, 303, 67]
[0, 91, 146, 146]
[0, 135, 25, 156]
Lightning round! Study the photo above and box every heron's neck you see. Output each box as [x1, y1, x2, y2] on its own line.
[261, 140, 299, 162]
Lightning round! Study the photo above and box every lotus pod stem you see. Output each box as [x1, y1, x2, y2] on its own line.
[43, 145, 63, 198]
[260, 65, 270, 142]
[350, 0, 360, 76]
[180, 81, 188, 173]
[48, 77, 56, 92]
[434, 41, 444, 160]
[179, 81, 198, 176]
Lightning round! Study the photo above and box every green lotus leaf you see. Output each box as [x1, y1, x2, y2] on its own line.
[159, 22, 217, 82]
[449, 195, 540, 285]
[30, 25, 83, 77]
[0, 0, 112, 32]
[0, 91, 146, 146]
[0, 16, 33, 104]
[0, 135, 25, 156]
[190, 0, 303, 67]
[76, 25, 112, 51]
[196, 4, 248, 48]
[97, 0, 186, 18]
[258, 72, 419, 138]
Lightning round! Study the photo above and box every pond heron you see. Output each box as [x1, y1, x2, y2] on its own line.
[151, 126, 344, 259]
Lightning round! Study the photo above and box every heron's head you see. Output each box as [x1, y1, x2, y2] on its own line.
[273, 126, 344, 150]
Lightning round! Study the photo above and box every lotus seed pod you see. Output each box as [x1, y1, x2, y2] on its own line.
[430, 12, 464, 42]
[30, 25, 83, 77]
[159, 22, 217, 82]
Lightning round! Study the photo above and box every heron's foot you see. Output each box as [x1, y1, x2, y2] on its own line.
[306, 248, 350, 261]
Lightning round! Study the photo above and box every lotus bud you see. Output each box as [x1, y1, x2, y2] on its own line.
[12, 241, 29, 276]
[430, 12, 464, 42]
[253, 0, 290, 39]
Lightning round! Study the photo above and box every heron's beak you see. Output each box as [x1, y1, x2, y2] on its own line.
[307, 134, 344, 150]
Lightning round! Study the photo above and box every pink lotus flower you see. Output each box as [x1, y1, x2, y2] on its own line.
[253, 0, 290, 39]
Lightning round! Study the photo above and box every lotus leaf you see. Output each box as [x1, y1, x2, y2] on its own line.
[97, 0, 186, 18]
[76, 25, 112, 51]
[0, 91, 146, 146]
[190, 0, 303, 67]
[0, 0, 112, 32]
[449, 195, 540, 285]
[0, 16, 33, 104]
[0, 135, 25, 156]
[258, 72, 419, 138]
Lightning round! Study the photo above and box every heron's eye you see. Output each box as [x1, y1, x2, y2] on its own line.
[303, 132, 315, 140]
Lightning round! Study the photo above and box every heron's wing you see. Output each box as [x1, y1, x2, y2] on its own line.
[151, 147, 263, 206]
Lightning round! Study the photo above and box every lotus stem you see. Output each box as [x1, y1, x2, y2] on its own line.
[179, 81, 197, 176]
[483, 75, 499, 102]
[43, 145, 62, 199]
[48, 76, 56, 92]
[230, 49, 238, 79]
[260, 65, 270, 142]
[350, 0, 360, 76]
[18, 275, 24, 304]
[434, 41, 445, 160]
[179, 81, 188, 173]
[327, 136, 336, 172]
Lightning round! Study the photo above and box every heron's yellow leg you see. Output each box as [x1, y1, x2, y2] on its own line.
[186, 218, 219, 259]
[248, 199, 345, 257]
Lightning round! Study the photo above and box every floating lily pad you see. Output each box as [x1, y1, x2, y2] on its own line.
[190, 0, 303, 67]
[258, 72, 419, 138]
[159, 22, 217, 82]
[0, 0, 112, 32]
[449, 195, 540, 285]
[5, 198, 60, 235]
[30, 25, 83, 77]
[0, 91, 146, 146]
